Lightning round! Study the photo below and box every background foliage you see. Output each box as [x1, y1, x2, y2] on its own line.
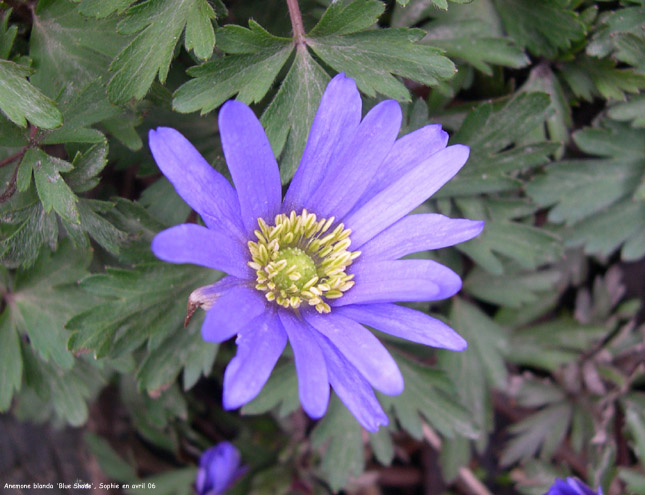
[0, 0, 644, 494]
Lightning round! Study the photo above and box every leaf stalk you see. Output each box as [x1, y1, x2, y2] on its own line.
[286, 0, 306, 46]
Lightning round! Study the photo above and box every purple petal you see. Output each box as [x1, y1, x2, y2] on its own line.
[305, 100, 402, 219]
[545, 478, 600, 495]
[359, 214, 485, 260]
[312, 332, 388, 432]
[336, 303, 467, 351]
[199, 442, 242, 495]
[148, 128, 245, 240]
[219, 101, 282, 233]
[305, 312, 403, 395]
[151, 224, 251, 279]
[334, 260, 462, 306]
[279, 311, 330, 418]
[352, 125, 449, 212]
[346, 144, 470, 248]
[223, 311, 287, 409]
[283, 74, 362, 212]
[202, 285, 267, 343]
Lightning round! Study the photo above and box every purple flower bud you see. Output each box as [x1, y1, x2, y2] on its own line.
[195, 442, 246, 495]
[544, 477, 602, 495]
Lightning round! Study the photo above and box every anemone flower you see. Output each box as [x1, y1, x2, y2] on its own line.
[150, 74, 483, 431]
[544, 477, 602, 495]
[195, 442, 246, 495]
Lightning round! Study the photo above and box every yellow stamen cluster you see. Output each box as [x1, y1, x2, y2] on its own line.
[248, 209, 360, 313]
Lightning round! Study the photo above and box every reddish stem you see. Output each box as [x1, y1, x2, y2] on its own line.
[286, 0, 305, 45]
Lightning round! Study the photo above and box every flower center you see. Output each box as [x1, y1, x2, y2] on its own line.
[248, 209, 360, 313]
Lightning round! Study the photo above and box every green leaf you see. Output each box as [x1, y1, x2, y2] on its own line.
[520, 63, 572, 157]
[619, 469, 645, 494]
[608, 94, 645, 128]
[30, 0, 127, 97]
[182, 332, 218, 391]
[494, 0, 585, 57]
[527, 159, 642, 225]
[438, 299, 507, 443]
[261, 47, 330, 183]
[7, 240, 93, 369]
[136, 312, 218, 395]
[392, 0, 500, 30]
[0, 201, 59, 269]
[573, 120, 645, 160]
[73, 0, 137, 18]
[509, 318, 608, 371]
[500, 403, 573, 466]
[173, 29, 292, 114]
[139, 178, 192, 227]
[21, 148, 80, 224]
[308, 0, 385, 37]
[457, 220, 562, 275]
[40, 81, 118, 146]
[0, 60, 63, 129]
[0, 310, 23, 411]
[439, 92, 554, 197]
[66, 142, 109, 193]
[381, 352, 478, 440]
[125, 468, 197, 495]
[308, 28, 456, 101]
[242, 362, 300, 417]
[184, 0, 216, 60]
[423, 19, 529, 75]
[48, 358, 105, 426]
[566, 199, 645, 260]
[529, 120, 645, 260]
[369, 427, 394, 465]
[67, 263, 216, 359]
[0, 9, 18, 59]
[587, 6, 645, 71]
[451, 299, 508, 388]
[560, 55, 645, 102]
[311, 395, 365, 492]
[465, 266, 562, 308]
[84, 432, 138, 483]
[108, 0, 217, 103]
[62, 199, 126, 254]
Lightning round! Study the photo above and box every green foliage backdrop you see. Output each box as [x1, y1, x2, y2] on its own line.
[0, 0, 643, 494]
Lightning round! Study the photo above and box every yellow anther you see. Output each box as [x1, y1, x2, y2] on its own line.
[248, 209, 359, 314]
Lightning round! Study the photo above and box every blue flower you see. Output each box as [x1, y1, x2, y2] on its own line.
[544, 477, 602, 495]
[149, 74, 483, 431]
[195, 442, 246, 495]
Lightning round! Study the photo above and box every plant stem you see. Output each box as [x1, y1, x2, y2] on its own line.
[0, 149, 26, 168]
[286, 0, 305, 45]
[0, 163, 19, 203]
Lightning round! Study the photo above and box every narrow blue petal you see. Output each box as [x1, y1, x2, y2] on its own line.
[359, 214, 485, 260]
[352, 124, 448, 212]
[346, 144, 470, 248]
[223, 311, 287, 409]
[305, 100, 402, 219]
[336, 303, 467, 351]
[202, 285, 266, 343]
[151, 224, 251, 279]
[148, 128, 245, 240]
[305, 312, 403, 395]
[279, 311, 330, 418]
[219, 101, 282, 233]
[334, 260, 462, 306]
[283, 74, 362, 212]
[312, 332, 388, 432]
